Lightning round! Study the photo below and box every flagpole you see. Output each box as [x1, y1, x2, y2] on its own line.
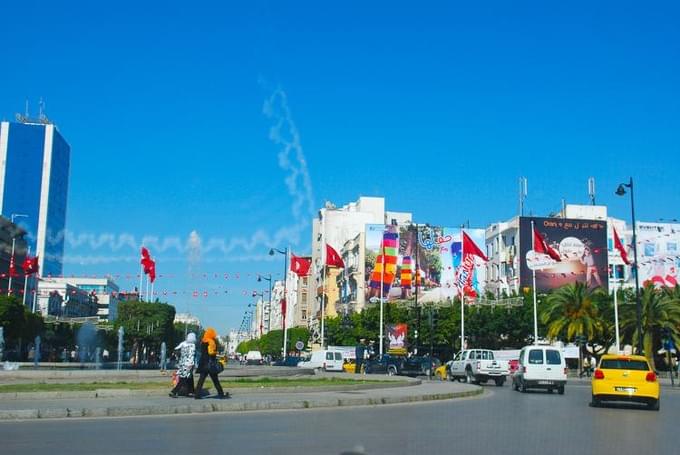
[613, 271, 620, 353]
[139, 261, 144, 302]
[22, 247, 31, 307]
[531, 220, 539, 345]
[379, 231, 385, 357]
[321, 266, 326, 348]
[151, 281, 154, 302]
[460, 229, 465, 352]
[146, 277, 150, 302]
[282, 245, 289, 360]
[321, 213, 326, 349]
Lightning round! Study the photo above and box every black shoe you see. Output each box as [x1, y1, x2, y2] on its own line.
[169, 392, 177, 398]
[216, 393, 230, 399]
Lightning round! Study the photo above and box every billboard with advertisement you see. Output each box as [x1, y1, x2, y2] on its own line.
[519, 217, 608, 292]
[387, 323, 408, 355]
[364, 224, 487, 303]
[631, 222, 680, 288]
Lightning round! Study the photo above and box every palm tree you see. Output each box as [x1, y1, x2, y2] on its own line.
[619, 284, 680, 369]
[540, 282, 607, 346]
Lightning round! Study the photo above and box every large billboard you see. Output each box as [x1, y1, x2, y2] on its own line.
[519, 217, 608, 292]
[632, 222, 680, 288]
[365, 224, 487, 303]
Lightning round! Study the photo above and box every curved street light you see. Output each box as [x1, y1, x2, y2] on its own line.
[615, 178, 644, 355]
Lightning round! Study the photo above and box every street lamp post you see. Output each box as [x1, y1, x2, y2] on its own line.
[7, 214, 28, 297]
[258, 274, 273, 334]
[616, 178, 644, 355]
[252, 291, 265, 338]
[270, 247, 289, 359]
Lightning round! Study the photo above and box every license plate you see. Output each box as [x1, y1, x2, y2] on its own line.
[538, 380, 553, 385]
[615, 387, 636, 393]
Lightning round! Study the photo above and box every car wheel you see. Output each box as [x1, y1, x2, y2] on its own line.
[557, 385, 565, 395]
[494, 378, 505, 387]
[512, 379, 518, 391]
[446, 371, 453, 382]
[547, 388, 553, 394]
[519, 379, 527, 393]
[387, 366, 397, 376]
[590, 394, 600, 408]
[648, 398, 660, 411]
[465, 369, 477, 385]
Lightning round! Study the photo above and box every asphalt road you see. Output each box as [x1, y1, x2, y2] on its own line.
[1, 382, 677, 455]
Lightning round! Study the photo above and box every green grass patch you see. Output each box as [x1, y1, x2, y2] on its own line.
[0, 377, 392, 393]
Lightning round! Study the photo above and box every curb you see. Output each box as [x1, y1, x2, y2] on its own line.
[0, 385, 481, 421]
[0, 380, 419, 401]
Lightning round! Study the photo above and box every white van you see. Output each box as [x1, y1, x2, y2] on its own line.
[297, 349, 344, 372]
[245, 350, 263, 365]
[512, 345, 567, 394]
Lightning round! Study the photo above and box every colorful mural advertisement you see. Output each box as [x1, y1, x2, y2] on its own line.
[632, 222, 680, 288]
[365, 224, 487, 303]
[519, 217, 609, 292]
[387, 323, 408, 355]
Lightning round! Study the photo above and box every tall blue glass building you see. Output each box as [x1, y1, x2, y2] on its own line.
[0, 120, 70, 277]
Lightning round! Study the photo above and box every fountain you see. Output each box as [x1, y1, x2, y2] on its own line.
[160, 341, 167, 371]
[95, 347, 102, 369]
[76, 322, 97, 364]
[117, 326, 124, 370]
[33, 335, 41, 367]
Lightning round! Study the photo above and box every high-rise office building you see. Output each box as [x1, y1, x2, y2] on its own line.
[0, 119, 71, 277]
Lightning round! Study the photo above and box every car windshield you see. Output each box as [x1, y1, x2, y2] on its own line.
[600, 359, 649, 371]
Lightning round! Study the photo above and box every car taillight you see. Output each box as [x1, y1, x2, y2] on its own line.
[594, 369, 604, 380]
[646, 372, 657, 382]
[477, 362, 481, 370]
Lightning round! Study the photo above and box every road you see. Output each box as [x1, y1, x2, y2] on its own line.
[1, 382, 677, 455]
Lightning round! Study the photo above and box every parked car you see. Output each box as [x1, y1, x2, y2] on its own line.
[364, 354, 439, 377]
[512, 345, 567, 394]
[245, 350, 264, 365]
[449, 349, 509, 386]
[273, 356, 303, 367]
[591, 354, 660, 410]
[297, 349, 344, 371]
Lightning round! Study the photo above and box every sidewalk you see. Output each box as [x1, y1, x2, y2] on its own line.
[0, 378, 481, 421]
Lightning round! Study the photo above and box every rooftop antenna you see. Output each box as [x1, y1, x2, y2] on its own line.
[588, 177, 596, 205]
[519, 177, 528, 216]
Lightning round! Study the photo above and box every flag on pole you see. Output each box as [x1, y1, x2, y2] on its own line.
[612, 227, 630, 265]
[290, 254, 312, 277]
[8, 255, 19, 278]
[369, 231, 399, 293]
[141, 247, 156, 283]
[22, 256, 39, 276]
[148, 259, 157, 283]
[325, 244, 345, 268]
[533, 227, 562, 261]
[456, 232, 488, 292]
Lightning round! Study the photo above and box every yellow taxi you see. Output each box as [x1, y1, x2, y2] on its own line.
[591, 354, 660, 411]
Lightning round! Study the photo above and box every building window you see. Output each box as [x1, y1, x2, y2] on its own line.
[301, 310, 307, 321]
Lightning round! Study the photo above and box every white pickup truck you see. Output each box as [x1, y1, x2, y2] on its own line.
[448, 349, 509, 386]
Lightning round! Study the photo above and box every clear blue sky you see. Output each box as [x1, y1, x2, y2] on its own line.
[2, 1, 679, 332]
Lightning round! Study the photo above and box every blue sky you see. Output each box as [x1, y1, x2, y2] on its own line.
[1, 1, 679, 332]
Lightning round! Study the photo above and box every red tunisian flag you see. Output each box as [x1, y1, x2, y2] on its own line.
[457, 232, 488, 292]
[290, 254, 311, 277]
[140, 247, 156, 283]
[22, 256, 40, 275]
[147, 259, 157, 283]
[8, 255, 19, 278]
[325, 244, 345, 268]
[533, 227, 562, 262]
[613, 227, 631, 265]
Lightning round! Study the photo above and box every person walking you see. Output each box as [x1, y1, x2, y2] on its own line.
[194, 327, 228, 399]
[355, 339, 365, 375]
[169, 332, 197, 398]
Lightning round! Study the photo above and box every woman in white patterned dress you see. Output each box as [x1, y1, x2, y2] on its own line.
[169, 332, 196, 397]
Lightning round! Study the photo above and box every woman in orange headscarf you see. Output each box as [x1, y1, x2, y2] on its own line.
[194, 327, 228, 399]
